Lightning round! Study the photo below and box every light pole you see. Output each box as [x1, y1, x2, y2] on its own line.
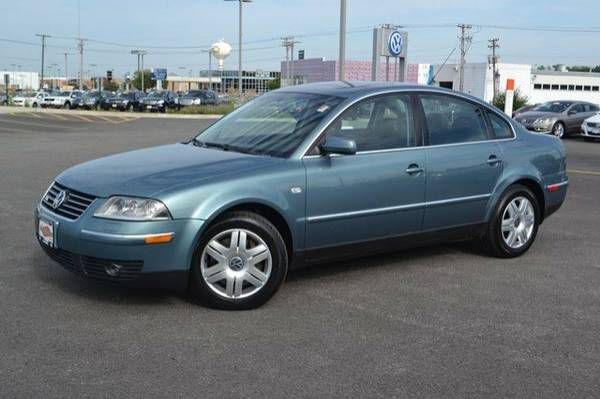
[131, 49, 147, 92]
[225, 0, 251, 100]
[338, 0, 346, 81]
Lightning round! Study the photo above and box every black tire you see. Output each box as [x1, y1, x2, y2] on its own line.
[63, 101, 70, 109]
[551, 122, 566, 139]
[483, 184, 540, 258]
[189, 211, 288, 309]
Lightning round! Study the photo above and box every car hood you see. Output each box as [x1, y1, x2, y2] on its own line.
[585, 113, 600, 123]
[516, 111, 560, 121]
[56, 143, 281, 198]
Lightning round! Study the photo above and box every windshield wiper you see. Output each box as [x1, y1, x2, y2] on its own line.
[191, 139, 262, 156]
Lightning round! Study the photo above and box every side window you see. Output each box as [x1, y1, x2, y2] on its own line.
[420, 94, 488, 145]
[572, 104, 585, 113]
[487, 111, 514, 139]
[590, 104, 600, 112]
[322, 94, 415, 152]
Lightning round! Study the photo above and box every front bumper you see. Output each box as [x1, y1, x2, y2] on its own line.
[35, 202, 205, 290]
[581, 125, 600, 138]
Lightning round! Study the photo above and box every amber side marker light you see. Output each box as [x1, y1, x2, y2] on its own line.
[144, 233, 174, 244]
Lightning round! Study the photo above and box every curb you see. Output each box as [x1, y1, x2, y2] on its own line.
[0, 106, 222, 120]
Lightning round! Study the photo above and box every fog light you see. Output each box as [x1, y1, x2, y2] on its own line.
[105, 263, 123, 277]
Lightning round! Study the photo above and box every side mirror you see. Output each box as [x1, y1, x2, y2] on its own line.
[568, 109, 577, 115]
[320, 136, 357, 156]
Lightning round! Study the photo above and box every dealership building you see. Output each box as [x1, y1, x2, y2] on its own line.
[282, 58, 600, 105]
[429, 63, 600, 105]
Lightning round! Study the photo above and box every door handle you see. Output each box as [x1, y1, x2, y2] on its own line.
[405, 164, 424, 175]
[487, 155, 502, 166]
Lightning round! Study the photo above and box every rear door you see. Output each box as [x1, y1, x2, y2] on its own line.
[418, 93, 503, 230]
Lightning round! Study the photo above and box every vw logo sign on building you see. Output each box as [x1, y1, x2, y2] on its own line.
[387, 30, 404, 57]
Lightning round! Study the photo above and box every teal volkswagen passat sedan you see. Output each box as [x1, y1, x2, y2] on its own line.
[35, 82, 568, 309]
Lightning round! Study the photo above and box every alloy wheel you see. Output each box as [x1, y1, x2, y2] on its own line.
[200, 228, 272, 299]
[553, 123, 564, 138]
[501, 196, 535, 249]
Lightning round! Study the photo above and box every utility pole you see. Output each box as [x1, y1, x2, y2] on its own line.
[78, 39, 86, 90]
[338, 0, 347, 81]
[64, 53, 73, 84]
[281, 37, 299, 86]
[35, 34, 51, 91]
[488, 38, 500, 100]
[457, 24, 472, 92]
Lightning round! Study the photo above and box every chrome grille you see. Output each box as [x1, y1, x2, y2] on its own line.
[41, 182, 96, 220]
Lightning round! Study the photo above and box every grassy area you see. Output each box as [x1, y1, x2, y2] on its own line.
[167, 103, 235, 115]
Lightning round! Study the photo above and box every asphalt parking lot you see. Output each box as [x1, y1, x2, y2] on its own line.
[1, 111, 600, 398]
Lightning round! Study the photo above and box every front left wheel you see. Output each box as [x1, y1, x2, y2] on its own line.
[189, 211, 288, 309]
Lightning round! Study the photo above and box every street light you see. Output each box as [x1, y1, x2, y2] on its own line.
[131, 49, 147, 92]
[225, 0, 251, 100]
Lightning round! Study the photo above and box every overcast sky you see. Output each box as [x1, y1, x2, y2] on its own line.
[1, 0, 600, 78]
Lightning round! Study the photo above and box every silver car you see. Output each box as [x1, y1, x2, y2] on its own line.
[514, 101, 600, 138]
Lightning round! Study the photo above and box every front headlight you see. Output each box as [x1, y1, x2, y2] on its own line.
[94, 196, 171, 221]
[534, 118, 554, 126]
[158, 100, 164, 105]
[193, 98, 201, 104]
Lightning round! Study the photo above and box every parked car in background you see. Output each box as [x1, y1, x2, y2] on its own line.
[138, 90, 180, 112]
[105, 91, 144, 111]
[35, 82, 568, 309]
[514, 101, 600, 138]
[79, 91, 113, 110]
[178, 90, 219, 107]
[42, 90, 83, 109]
[512, 104, 538, 118]
[582, 113, 600, 141]
[13, 91, 48, 108]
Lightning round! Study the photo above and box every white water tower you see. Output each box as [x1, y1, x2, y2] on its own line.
[211, 40, 232, 70]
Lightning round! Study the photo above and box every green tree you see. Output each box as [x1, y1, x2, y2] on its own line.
[493, 88, 529, 111]
[132, 69, 154, 91]
[267, 76, 280, 91]
[103, 80, 119, 92]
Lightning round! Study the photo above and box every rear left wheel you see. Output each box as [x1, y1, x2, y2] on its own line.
[189, 211, 288, 309]
[483, 184, 540, 258]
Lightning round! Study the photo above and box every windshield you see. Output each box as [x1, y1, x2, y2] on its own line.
[147, 92, 164, 98]
[533, 102, 571, 113]
[184, 91, 202, 98]
[193, 92, 343, 158]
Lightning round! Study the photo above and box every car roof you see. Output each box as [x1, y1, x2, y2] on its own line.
[276, 81, 488, 105]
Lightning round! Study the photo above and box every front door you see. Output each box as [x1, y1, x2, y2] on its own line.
[303, 93, 426, 252]
[418, 93, 503, 230]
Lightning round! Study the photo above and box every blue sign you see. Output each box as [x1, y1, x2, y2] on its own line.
[387, 30, 404, 57]
[152, 68, 167, 80]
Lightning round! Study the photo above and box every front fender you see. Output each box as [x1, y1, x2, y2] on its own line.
[161, 162, 306, 259]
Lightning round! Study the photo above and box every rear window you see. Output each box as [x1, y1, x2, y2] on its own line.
[487, 111, 514, 139]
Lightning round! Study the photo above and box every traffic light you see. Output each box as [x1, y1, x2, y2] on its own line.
[107, 70, 113, 81]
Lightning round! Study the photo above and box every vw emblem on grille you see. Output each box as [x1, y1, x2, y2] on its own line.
[51, 189, 67, 209]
